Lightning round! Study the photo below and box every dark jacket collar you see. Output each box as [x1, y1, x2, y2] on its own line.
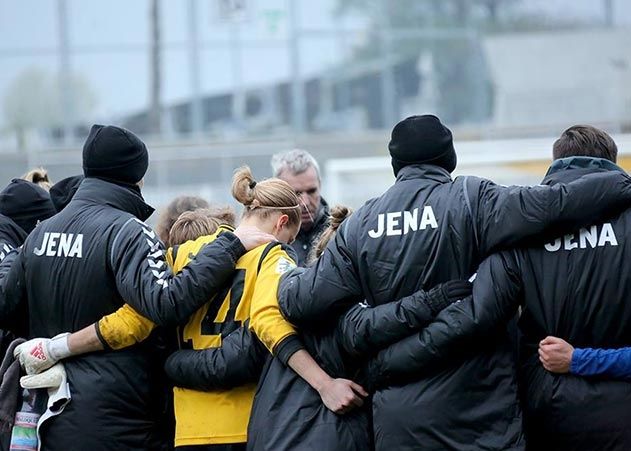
[396, 164, 453, 184]
[0, 213, 27, 247]
[297, 197, 330, 240]
[71, 177, 154, 221]
[542, 157, 625, 186]
[313, 197, 330, 229]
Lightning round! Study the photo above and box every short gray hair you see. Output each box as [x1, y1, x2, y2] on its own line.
[271, 149, 321, 180]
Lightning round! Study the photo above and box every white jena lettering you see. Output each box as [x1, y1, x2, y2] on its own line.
[368, 206, 438, 238]
[420, 206, 438, 230]
[403, 209, 418, 235]
[33, 232, 49, 256]
[68, 234, 83, 258]
[45, 232, 60, 256]
[57, 233, 74, 257]
[544, 239, 562, 252]
[544, 223, 619, 252]
[33, 232, 83, 258]
[368, 214, 384, 238]
[386, 212, 402, 236]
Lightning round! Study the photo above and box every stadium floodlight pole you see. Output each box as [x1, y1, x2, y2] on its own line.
[149, 0, 163, 136]
[604, 0, 614, 27]
[230, 18, 246, 130]
[378, 0, 397, 129]
[188, 0, 203, 136]
[57, 0, 74, 145]
[288, 0, 306, 135]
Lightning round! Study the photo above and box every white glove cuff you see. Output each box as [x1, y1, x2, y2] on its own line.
[48, 333, 72, 361]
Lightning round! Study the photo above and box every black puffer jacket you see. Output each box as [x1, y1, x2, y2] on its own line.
[278, 163, 631, 451]
[0, 178, 249, 451]
[165, 280, 464, 451]
[372, 158, 631, 451]
[516, 159, 631, 451]
[370, 158, 631, 450]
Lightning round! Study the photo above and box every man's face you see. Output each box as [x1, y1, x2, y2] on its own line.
[278, 166, 321, 231]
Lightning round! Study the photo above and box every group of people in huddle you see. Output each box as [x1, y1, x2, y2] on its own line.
[0, 115, 631, 451]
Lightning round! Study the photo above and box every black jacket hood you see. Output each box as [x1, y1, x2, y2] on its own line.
[0, 213, 27, 249]
[72, 177, 154, 222]
[543, 157, 624, 186]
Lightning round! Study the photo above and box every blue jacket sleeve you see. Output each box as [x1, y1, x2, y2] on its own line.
[571, 347, 631, 381]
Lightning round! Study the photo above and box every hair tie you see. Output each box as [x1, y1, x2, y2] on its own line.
[249, 180, 257, 189]
[249, 199, 261, 210]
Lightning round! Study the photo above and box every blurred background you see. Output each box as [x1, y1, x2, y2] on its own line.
[1, 0, 630, 211]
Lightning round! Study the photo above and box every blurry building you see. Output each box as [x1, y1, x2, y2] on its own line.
[484, 29, 631, 133]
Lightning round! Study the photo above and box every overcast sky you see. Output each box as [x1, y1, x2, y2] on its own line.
[0, 0, 629, 126]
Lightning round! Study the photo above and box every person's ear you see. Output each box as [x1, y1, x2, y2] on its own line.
[276, 214, 289, 230]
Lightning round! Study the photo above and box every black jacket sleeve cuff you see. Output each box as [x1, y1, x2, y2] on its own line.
[274, 334, 304, 366]
[94, 323, 113, 351]
[215, 231, 247, 262]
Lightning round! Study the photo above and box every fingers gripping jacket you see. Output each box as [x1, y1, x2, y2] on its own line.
[425, 280, 473, 315]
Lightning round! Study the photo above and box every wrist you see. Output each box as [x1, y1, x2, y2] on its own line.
[314, 373, 333, 393]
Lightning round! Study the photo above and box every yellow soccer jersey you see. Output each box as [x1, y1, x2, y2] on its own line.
[248, 245, 300, 354]
[171, 233, 297, 447]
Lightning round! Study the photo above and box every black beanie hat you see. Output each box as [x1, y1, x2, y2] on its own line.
[50, 175, 84, 212]
[388, 115, 457, 175]
[82, 124, 149, 184]
[0, 179, 57, 234]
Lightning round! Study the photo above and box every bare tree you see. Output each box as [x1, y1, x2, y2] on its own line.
[3, 67, 96, 149]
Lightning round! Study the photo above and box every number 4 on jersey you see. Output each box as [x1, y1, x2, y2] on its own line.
[201, 269, 246, 338]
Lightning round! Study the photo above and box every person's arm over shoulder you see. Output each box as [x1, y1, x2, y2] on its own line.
[278, 218, 362, 326]
[249, 243, 304, 365]
[571, 347, 631, 381]
[96, 244, 178, 350]
[337, 280, 472, 357]
[110, 218, 247, 326]
[467, 171, 631, 255]
[366, 251, 522, 388]
[164, 323, 267, 391]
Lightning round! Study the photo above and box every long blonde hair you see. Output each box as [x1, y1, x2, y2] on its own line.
[231, 166, 301, 227]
